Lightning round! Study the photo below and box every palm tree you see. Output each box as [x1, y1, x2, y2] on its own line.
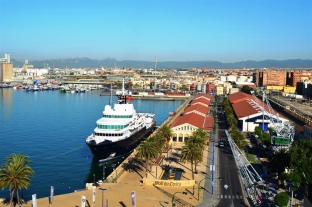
[187, 129, 208, 173]
[0, 153, 35, 207]
[136, 140, 158, 178]
[192, 128, 209, 146]
[149, 132, 166, 157]
[180, 142, 202, 180]
[158, 125, 174, 143]
[186, 137, 204, 174]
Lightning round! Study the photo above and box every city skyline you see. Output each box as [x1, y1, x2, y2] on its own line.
[0, 0, 311, 62]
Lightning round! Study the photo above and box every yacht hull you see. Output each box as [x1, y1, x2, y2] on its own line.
[86, 122, 156, 161]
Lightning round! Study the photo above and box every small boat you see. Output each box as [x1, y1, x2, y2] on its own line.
[99, 152, 116, 162]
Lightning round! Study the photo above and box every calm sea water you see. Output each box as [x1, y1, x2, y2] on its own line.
[0, 88, 184, 200]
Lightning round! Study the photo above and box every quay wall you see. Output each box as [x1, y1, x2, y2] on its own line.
[103, 97, 192, 184]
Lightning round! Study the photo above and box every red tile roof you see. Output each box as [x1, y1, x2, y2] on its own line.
[228, 92, 254, 104]
[194, 94, 214, 100]
[191, 98, 210, 106]
[184, 104, 209, 116]
[170, 113, 213, 131]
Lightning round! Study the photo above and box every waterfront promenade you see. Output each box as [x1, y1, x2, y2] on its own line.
[17, 142, 211, 207]
[15, 96, 221, 207]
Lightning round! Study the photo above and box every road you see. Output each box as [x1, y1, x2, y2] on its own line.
[216, 105, 247, 207]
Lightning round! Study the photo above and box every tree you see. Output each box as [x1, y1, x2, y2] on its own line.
[0, 154, 35, 207]
[136, 140, 158, 178]
[289, 140, 312, 184]
[180, 142, 202, 180]
[149, 132, 166, 157]
[192, 128, 208, 145]
[268, 149, 290, 184]
[188, 128, 208, 173]
[158, 125, 174, 143]
[274, 192, 289, 207]
[283, 172, 301, 192]
[241, 85, 253, 94]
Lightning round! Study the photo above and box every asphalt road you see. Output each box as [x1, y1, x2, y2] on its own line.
[215, 99, 248, 207]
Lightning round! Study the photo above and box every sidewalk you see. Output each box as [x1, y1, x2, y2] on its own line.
[22, 142, 209, 207]
[196, 133, 220, 207]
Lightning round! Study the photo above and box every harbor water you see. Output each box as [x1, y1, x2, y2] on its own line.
[0, 88, 185, 200]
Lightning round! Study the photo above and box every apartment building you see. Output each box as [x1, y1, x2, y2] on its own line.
[286, 70, 312, 87]
[255, 70, 286, 86]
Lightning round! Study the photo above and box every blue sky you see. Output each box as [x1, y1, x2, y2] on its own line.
[0, 0, 311, 62]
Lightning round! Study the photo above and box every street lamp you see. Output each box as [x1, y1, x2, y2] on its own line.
[287, 181, 294, 207]
[99, 188, 107, 207]
[198, 177, 222, 200]
[198, 178, 206, 201]
[171, 191, 187, 207]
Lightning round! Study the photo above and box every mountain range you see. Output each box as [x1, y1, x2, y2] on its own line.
[11, 58, 312, 69]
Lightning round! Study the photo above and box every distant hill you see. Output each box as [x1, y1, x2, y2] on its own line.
[11, 58, 312, 69]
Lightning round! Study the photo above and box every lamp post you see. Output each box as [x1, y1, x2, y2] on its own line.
[99, 188, 107, 207]
[198, 178, 206, 201]
[287, 181, 294, 207]
[171, 191, 187, 207]
[198, 177, 221, 200]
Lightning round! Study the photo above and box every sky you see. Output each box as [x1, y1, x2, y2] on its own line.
[0, 0, 311, 62]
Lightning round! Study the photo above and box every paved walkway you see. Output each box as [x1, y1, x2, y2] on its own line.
[19, 143, 213, 207]
[196, 133, 220, 207]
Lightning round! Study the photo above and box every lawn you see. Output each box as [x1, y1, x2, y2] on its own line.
[247, 153, 257, 164]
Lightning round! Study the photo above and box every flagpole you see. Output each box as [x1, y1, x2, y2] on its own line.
[92, 186, 96, 207]
[50, 186, 54, 207]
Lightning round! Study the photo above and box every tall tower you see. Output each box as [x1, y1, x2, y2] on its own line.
[0, 54, 13, 82]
